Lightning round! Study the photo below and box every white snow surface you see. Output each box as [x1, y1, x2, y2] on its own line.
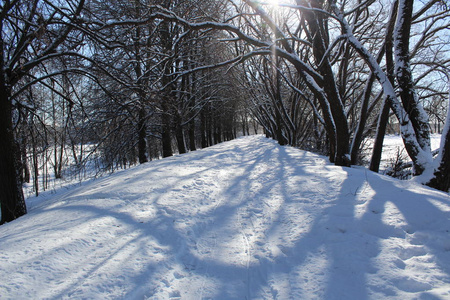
[1, 135, 450, 299]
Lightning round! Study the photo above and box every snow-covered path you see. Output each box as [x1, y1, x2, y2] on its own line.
[1, 135, 450, 299]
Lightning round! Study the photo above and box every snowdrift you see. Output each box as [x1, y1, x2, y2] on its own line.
[1, 135, 449, 299]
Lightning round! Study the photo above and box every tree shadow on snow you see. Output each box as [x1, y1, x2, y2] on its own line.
[140, 139, 450, 299]
[6, 136, 449, 299]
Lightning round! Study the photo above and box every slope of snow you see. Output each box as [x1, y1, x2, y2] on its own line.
[1, 135, 449, 299]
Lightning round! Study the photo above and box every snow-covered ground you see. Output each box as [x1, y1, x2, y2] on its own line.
[375, 134, 442, 170]
[360, 134, 442, 176]
[1, 135, 449, 299]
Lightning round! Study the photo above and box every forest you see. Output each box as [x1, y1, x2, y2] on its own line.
[1, 0, 449, 225]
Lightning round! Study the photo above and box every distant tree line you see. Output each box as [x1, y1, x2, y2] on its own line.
[1, 0, 449, 224]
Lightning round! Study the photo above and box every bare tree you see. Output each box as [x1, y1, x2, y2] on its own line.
[0, 0, 86, 224]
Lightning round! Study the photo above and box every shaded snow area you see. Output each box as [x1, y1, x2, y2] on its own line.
[1, 135, 450, 299]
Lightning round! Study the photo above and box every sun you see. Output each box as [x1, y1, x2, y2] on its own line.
[265, 0, 282, 13]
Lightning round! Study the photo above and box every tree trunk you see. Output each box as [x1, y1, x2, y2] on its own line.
[370, 98, 391, 172]
[0, 82, 27, 224]
[370, 1, 397, 172]
[175, 114, 186, 154]
[138, 107, 148, 163]
[159, 4, 174, 158]
[207, 107, 213, 146]
[19, 120, 30, 183]
[161, 99, 173, 158]
[339, 1, 431, 177]
[302, 0, 350, 166]
[188, 119, 196, 151]
[242, 115, 247, 136]
[427, 82, 450, 192]
[427, 125, 450, 192]
[30, 120, 39, 197]
[394, 0, 431, 174]
[200, 109, 207, 148]
[351, 45, 386, 165]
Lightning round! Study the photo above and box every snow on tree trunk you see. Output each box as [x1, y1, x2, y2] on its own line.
[370, 0, 397, 172]
[300, 0, 350, 166]
[427, 80, 450, 192]
[394, 0, 431, 174]
[332, 4, 433, 176]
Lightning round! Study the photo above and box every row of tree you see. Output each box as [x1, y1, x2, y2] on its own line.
[0, 0, 245, 224]
[226, 0, 449, 187]
[1, 0, 449, 224]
